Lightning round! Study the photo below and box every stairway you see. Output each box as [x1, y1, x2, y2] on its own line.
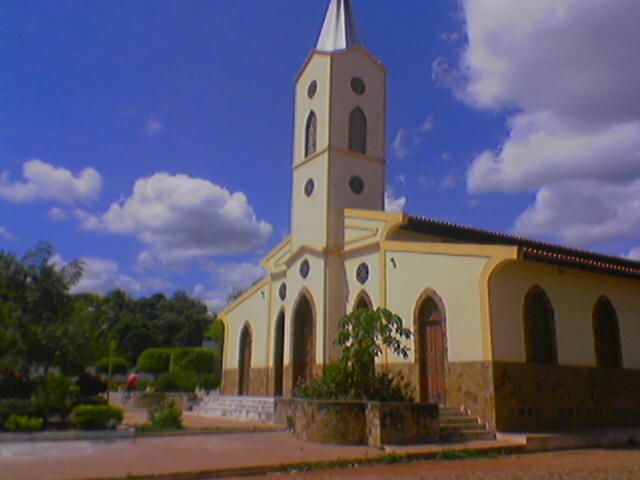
[439, 405, 495, 442]
[193, 394, 276, 423]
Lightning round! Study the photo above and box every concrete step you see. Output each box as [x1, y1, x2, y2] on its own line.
[438, 404, 495, 442]
[193, 395, 276, 423]
[440, 428, 496, 441]
[439, 417, 482, 428]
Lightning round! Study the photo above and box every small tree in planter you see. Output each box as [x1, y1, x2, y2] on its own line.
[296, 308, 414, 401]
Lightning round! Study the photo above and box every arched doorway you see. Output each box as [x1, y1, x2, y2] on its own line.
[523, 286, 557, 364]
[238, 323, 252, 396]
[273, 311, 285, 396]
[415, 292, 446, 404]
[593, 296, 622, 368]
[292, 294, 315, 390]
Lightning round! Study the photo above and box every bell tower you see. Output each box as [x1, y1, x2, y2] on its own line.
[290, 0, 386, 251]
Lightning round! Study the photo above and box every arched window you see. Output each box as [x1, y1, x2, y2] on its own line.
[593, 296, 622, 368]
[349, 107, 367, 154]
[523, 286, 557, 364]
[305, 112, 317, 157]
[353, 291, 373, 312]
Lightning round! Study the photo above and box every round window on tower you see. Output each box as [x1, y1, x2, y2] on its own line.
[300, 259, 311, 279]
[351, 77, 366, 95]
[304, 179, 315, 197]
[308, 81, 318, 99]
[349, 175, 365, 195]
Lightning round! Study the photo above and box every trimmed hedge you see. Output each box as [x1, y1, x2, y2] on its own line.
[95, 357, 129, 375]
[154, 370, 196, 392]
[0, 399, 37, 429]
[4, 415, 43, 432]
[71, 405, 124, 430]
[196, 374, 220, 391]
[137, 349, 173, 374]
[169, 348, 216, 375]
[137, 348, 216, 375]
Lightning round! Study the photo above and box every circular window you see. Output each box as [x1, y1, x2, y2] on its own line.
[356, 263, 369, 285]
[278, 283, 287, 301]
[304, 179, 315, 197]
[307, 81, 318, 99]
[299, 259, 310, 279]
[350, 77, 366, 95]
[349, 175, 365, 195]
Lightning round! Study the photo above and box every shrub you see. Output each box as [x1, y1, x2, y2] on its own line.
[196, 374, 220, 391]
[95, 357, 128, 375]
[4, 415, 43, 432]
[294, 362, 353, 400]
[0, 399, 37, 429]
[137, 349, 172, 375]
[71, 405, 124, 430]
[154, 370, 196, 392]
[35, 375, 78, 418]
[368, 370, 414, 402]
[204, 319, 225, 343]
[0, 369, 36, 399]
[147, 399, 183, 431]
[169, 348, 216, 375]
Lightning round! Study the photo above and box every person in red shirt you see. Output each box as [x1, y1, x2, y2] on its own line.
[126, 371, 138, 392]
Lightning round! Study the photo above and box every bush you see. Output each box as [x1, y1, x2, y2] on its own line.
[196, 374, 220, 391]
[71, 405, 124, 430]
[169, 348, 216, 375]
[137, 349, 173, 375]
[4, 415, 43, 432]
[204, 319, 225, 343]
[368, 370, 414, 402]
[294, 362, 353, 400]
[0, 399, 37, 429]
[146, 399, 183, 431]
[35, 375, 78, 418]
[0, 369, 36, 399]
[95, 357, 129, 375]
[154, 370, 196, 392]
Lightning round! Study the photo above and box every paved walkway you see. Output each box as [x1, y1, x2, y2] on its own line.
[0, 431, 519, 480]
[248, 447, 640, 479]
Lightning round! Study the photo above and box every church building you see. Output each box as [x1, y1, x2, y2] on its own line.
[219, 0, 640, 432]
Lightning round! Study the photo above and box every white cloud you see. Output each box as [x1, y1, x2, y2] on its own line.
[0, 226, 15, 241]
[144, 116, 164, 136]
[0, 160, 102, 204]
[626, 247, 640, 261]
[385, 189, 407, 213]
[445, 0, 640, 248]
[50, 254, 140, 295]
[194, 261, 265, 312]
[392, 116, 435, 159]
[48, 207, 68, 222]
[78, 172, 273, 263]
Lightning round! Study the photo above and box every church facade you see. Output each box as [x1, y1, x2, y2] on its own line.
[219, 0, 640, 432]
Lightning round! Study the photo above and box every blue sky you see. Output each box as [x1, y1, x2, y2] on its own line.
[2, 0, 639, 310]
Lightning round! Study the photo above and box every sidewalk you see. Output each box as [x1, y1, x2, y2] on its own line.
[0, 431, 524, 480]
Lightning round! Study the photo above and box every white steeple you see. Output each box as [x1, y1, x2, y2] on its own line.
[316, 0, 362, 52]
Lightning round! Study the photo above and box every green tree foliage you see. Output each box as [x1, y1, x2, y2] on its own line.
[296, 308, 414, 402]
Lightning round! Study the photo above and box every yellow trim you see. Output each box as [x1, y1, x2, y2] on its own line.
[345, 209, 405, 223]
[344, 224, 378, 233]
[341, 240, 380, 256]
[218, 278, 269, 317]
[295, 51, 333, 82]
[218, 313, 230, 391]
[293, 148, 329, 170]
[344, 230, 379, 246]
[383, 240, 517, 258]
[261, 236, 292, 266]
[332, 147, 384, 165]
[478, 258, 518, 361]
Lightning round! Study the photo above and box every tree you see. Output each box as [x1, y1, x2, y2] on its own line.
[337, 308, 412, 399]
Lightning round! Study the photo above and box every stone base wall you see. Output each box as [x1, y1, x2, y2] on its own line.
[221, 368, 269, 396]
[493, 362, 640, 432]
[275, 398, 439, 446]
[446, 361, 496, 430]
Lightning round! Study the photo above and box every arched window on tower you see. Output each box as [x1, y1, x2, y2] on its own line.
[593, 296, 623, 368]
[523, 286, 558, 365]
[349, 107, 367, 154]
[305, 111, 317, 157]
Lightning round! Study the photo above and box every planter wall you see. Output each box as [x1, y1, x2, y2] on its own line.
[275, 398, 439, 446]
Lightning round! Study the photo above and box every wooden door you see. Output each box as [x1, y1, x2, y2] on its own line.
[418, 297, 446, 404]
[238, 326, 252, 396]
[273, 314, 285, 396]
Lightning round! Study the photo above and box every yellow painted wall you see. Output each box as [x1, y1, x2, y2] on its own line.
[291, 154, 328, 249]
[223, 283, 270, 369]
[385, 250, 491, 363]
[489, 260, 640, 368]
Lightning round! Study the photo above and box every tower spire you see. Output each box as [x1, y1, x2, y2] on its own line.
[316, 0, 361, 52]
